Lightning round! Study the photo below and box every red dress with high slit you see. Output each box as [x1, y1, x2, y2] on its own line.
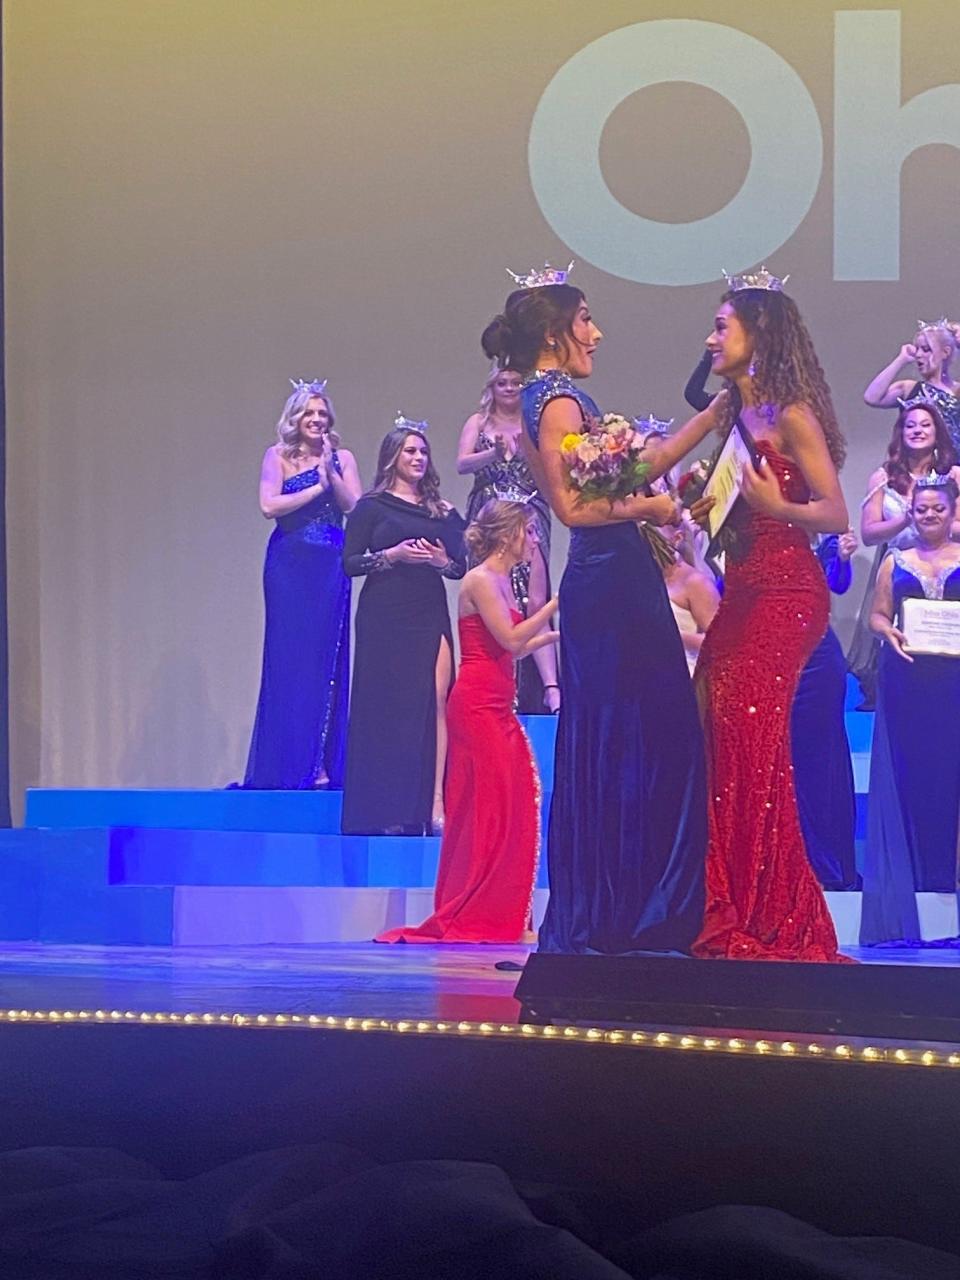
[693, 442, 849, 962]
[376, 610, 540, 943]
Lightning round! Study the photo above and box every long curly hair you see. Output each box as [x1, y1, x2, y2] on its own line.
[369, 427, 446, 519]
[884, 402, 957, 496]
[276, 386, 340, 460]
[718, 288, 846, 468]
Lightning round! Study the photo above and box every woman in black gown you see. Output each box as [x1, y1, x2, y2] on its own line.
[341, 418, 466, 835]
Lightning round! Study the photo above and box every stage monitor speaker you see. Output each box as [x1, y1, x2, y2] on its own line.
[514, 953, 960, 1041]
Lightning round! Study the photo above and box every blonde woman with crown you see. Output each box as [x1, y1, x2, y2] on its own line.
[864, 319, 960, 452]
[239, 380, 362, 790]
[458, 365, 560, 713]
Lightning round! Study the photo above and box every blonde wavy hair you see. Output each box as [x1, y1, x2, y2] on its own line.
[464, 499, 531, 562]
[477, 365, 523, 430]
[718, 288, 846, 468]
[276, 386, 340, 460]
[916, 320, 960, 374]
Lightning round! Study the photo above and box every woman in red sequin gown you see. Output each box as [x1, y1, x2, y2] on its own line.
[692, 279, 852, 962]
[377, 500, 559, 944]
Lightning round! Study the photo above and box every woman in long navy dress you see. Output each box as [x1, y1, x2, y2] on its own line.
[792, 532, 859, 890]
[481, 272, 719, 954]
[860, 476, 960, 945]
[341, 420, 466, 835]
[242, 381, 362, 789]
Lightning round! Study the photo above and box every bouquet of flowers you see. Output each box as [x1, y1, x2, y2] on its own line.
[561, 413, 650, 504]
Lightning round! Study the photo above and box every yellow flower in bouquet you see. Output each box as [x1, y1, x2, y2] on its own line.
[562, 413, 650, 504]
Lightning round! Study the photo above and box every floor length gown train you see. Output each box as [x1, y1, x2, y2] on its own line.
[340, 492, 466, 834]
[242, 461, 350, 789]
[694, 443, 847, 962]
[376, 610, 539, 943]
[525, 371, 706, 955]
[860, 554, 960, 944]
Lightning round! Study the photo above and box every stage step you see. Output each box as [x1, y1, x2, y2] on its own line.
[7, 695, 882, 946]
[0, 819, 950, 946]
[24, 710, 872, 834]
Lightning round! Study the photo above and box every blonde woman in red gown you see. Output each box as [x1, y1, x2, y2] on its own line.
[377, 499, 559, 944]
[692, 270, 852, 963]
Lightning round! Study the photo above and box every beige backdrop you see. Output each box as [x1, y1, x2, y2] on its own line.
[4, 1, 960, 810]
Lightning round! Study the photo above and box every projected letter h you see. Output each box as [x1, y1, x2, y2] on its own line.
[834, 10, 960, 281]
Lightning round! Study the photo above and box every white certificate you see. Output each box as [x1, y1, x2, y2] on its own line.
[901, 597, 960, 657]
[702, 422, 757, 541]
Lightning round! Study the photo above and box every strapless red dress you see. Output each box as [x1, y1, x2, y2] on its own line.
[376, 610, 539, 943]
[693, 443, 848, 962]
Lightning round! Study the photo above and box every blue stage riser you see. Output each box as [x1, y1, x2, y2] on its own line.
[9, 701, 877, 945]
[25, 717, 873, 835]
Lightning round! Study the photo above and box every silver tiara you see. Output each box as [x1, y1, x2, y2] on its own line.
[394, 411, 429, 433]
[914, 470, 954, 489]
[917, 317, 954, 334]
[897, 386, 941, 412]
[722, 265, 789, 293]
[506, 260, 574, 289]
[492, 483, 535, 505]
[289, 377, 328, 395]
[633, 412, 674, 436]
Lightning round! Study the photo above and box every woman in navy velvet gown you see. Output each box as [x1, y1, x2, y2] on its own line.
[860, 477, 960, 944]
[242, 381, 362, 789]
[792, 532, 859, 890]
[481, 274, 719, 954]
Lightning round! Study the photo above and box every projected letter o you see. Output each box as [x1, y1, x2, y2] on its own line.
[528, 21, 822, 286]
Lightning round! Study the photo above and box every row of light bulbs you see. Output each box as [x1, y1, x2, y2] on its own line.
[0, 1007, 955, 1069]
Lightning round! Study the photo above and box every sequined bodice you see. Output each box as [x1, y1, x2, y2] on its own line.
[734, 442, 807, 533]
[470, 429, 538, 498]
[891, 549, 960, 603]
[521, 370, 600, 448]
[277, 456, 344, 542]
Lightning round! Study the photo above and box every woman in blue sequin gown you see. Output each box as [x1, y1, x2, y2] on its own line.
[860, 477, 960, 945]
[481, 281, 718, 954]
[242, 383, 362, 789]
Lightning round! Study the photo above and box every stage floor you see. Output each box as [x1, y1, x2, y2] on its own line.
[0, 939, 957, 1026]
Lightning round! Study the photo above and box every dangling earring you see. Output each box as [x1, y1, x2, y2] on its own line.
[748, 360, 757, 378]
[546, 339, 558, 350]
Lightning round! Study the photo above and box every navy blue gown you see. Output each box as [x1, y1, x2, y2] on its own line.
[860, 552, 960, 944]
[243, 460, 350, 789]
[524, 371, 706, 954]
[792, 537, 858, 889]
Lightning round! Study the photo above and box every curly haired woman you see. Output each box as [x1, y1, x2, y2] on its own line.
[691, 272, 852, 963]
